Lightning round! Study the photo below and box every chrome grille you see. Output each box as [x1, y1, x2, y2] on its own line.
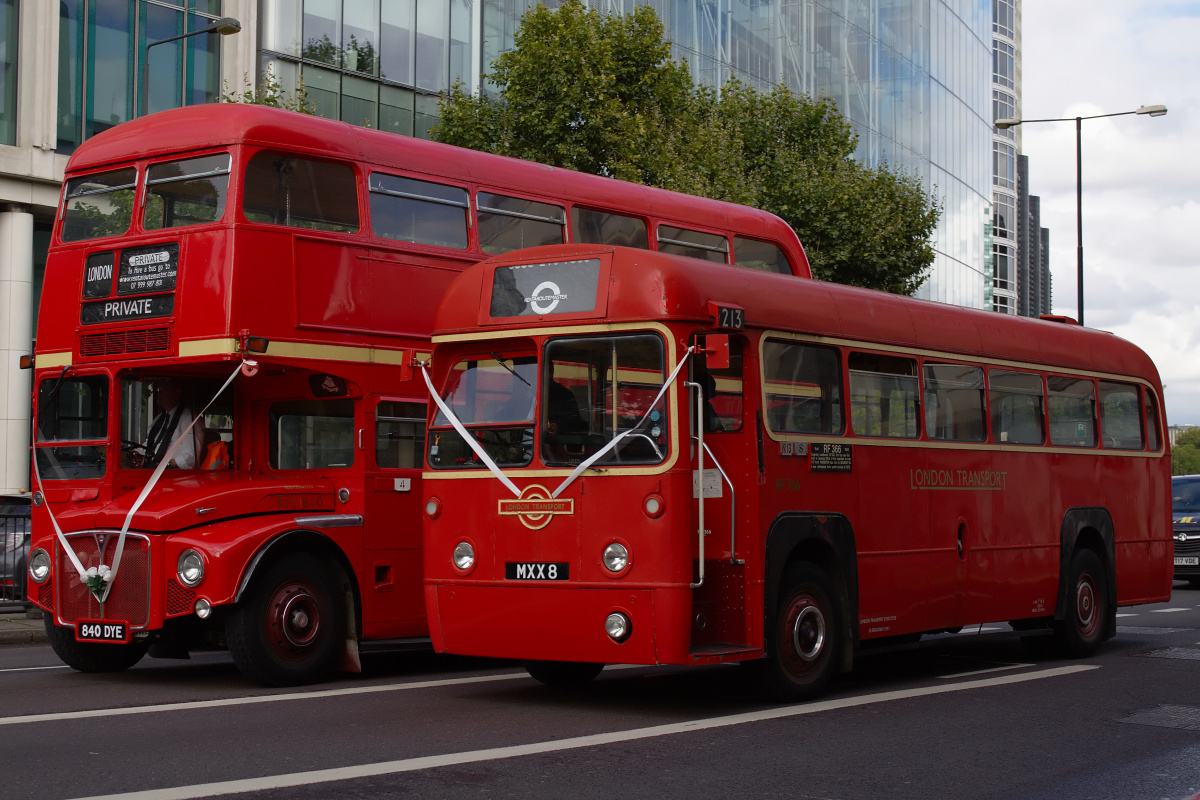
[56, 533, 151, 628]
[1174, 536, 1200, 556]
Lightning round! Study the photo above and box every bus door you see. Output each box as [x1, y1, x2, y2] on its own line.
[363, 398, 428, 636]
[687, 333, 751, 651]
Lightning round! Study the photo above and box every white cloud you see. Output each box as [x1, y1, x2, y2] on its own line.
[1020, 0, 1200, 424]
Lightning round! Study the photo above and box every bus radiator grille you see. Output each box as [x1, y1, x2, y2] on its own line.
[165, 579, 196, 617]
[38, 578, 53, 609]
[79, 327, 171, 358]
[56, 534, 151, 628]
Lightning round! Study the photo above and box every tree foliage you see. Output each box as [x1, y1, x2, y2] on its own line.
[221, 71, 315, 115]
[432, 0, 940, 294]
[1174, 427, 1200, 475]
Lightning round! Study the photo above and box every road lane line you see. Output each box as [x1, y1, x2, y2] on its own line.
[0, 671, 532, 726]
[67, 664, 1099, 800]
[1151, 608, 1191, 613]
[0, 665, 71, 674]
[936, 663, 1031, 679]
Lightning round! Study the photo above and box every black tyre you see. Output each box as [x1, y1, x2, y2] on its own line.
[751, 562, 841, 702]
[225, 552, 346, 686]
[1053, 548, 1108, 658]
[44, 616, 149, 673]
[523, 660, 604, 688]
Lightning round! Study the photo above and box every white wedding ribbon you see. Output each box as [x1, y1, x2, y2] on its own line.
[421, 346, 696, 501]
[421, 365, 522, 497]
[101, 360, 248, 603]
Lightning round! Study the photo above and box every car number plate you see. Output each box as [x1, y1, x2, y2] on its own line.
[505, 562, 569, 580]
[1174, 556, 1199, 566]
[75, 619, 130, 644]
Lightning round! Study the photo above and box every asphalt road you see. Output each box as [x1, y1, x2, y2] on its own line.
[3, 585, 1200, 800]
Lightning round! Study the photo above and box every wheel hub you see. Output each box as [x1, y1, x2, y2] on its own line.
[267, 583, 321, 652]
[793, 604, 826, 662]
[1075, 574, 1098, 636]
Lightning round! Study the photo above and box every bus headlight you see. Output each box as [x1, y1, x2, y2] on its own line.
[602, 543, 629, 573]
[177, 550, 205, 587]
[643, 494, 664, 518]
[453, 541, 475, 572]
[426, 497, 442, 519]
[605, 612, 632, 643]
[28, 549, 51, 584]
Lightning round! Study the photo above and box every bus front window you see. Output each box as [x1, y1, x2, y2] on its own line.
[120, 375, 235, 470]
[541, 335, 668, 467]
[428, 354, 537, 469]
[35, 374, 108, 480]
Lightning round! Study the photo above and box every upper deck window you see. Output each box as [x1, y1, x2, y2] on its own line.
[571, 207, 648, 249]
[369, 173, 469, 249]
[656, 226, 728, 263]
[243, 151, 360, 233]
[733, 237, 793, 275]
[61, 168, 137, 242]
[477, 192, 565, 254]
[144, 153, 231, 231]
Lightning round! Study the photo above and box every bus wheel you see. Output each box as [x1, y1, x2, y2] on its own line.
[43, 617, 149, 673]
[523, 660, 604, 688]
[1055, 548, 1108, 658]
[226, 552, 346, 687]
[755, 563, 840, 702]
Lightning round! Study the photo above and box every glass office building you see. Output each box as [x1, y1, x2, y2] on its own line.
[257, 0, 994, 309]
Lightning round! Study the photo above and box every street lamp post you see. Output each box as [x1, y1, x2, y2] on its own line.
[140, 16, 242, 118]
[995, 104, 1167, 327]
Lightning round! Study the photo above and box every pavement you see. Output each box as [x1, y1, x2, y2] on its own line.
[0, 605, 47, 645]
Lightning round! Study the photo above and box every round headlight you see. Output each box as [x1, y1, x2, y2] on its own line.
[28, 549, 51, 584]
[177, 549, 205, 587]
[643, 494, 663, 518]
[453, 541, 475, 571]
[605, 612, 632, 643]
[426, 497, 442, 519]
[602, 543, 629, 573]
[194, 599, 212, 619]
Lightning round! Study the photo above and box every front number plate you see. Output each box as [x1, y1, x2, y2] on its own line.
[75, 619, 130, 644]
[1175, 556, 1199, 566]
[505, 562, 569, 581]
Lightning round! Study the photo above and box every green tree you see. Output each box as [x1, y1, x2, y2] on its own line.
[1173, 427, 1200, 475]
[221, 71, 314, 115]
[432, 0, 940, 294]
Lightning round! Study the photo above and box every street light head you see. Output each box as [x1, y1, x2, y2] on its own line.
[994, 118, 1020, 130]
[1136, 104, 1168, 117]
[210, 17, 242, 36]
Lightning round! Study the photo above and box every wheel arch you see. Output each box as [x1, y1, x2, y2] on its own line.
[1057, 507, 1117, 641]
[764, 512, 858, 671]
[234, 529, 363, 639]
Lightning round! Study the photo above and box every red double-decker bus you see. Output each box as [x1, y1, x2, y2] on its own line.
[422, 244, 1173, 699]
[23, 104, 809, 685]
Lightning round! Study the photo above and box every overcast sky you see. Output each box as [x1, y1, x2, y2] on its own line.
[1018, 1, 1200, 425]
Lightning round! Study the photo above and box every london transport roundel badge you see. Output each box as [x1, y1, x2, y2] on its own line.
[498, 484, 575, 530]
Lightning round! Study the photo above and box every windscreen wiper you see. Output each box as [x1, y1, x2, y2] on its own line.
[491, 353, 531, 387]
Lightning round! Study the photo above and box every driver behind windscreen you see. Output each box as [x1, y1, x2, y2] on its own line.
[145, 378, 199, 468]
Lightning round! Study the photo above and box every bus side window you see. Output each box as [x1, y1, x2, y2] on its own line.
[1047, 376, 1097, 448]
[368, 173, 469, 249]
[270, 399, 355, 469]
[989, 370, 1045, 445]
[762, 340, 843, 435]
[849, 352, 920, 439]
[923, 363, 986, 442]
[1098, 381, 1144, 450]
[477, 192, 565, 254]
[376, 400, 427, 468]
[1144, 388, 1162, 450]
[570, 207, 648, 249]
[692, 335, 743, 433]
[657, 226, 728, 263]
[733, 237, 793, 275]
[242, 152, 360, 233]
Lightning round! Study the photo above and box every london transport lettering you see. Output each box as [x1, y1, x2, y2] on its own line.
[910, 468, 1008, 490]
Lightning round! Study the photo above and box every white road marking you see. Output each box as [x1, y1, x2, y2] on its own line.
[936, 663, 1031, 679]
[1150, 608, 1191, 613]
[0, 671, 531, 727]
[0, 665, 71, 674]
[67, 665, 1098, 800]
[1116, 613, 1137, 618]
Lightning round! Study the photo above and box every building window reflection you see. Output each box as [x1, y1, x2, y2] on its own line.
[993, 0, 1014, 39]
[993, 40, 1014, 89]
[0, 0, 16, 146]
[994, 142, 1015, 190]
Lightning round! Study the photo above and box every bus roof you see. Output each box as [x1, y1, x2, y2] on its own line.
[68, 105, 809, 277]
[433, 244, 1161, 383]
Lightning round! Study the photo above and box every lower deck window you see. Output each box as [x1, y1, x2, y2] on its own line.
[1048, 376, 1096, 448]
[271, 400, 355, 469]
[849, 353, 919, 439]
[762, 340, 843, 435]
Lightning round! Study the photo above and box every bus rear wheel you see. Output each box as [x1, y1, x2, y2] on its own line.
[523, 660, 604, 688]
[1054, 548, 1108, 658]
[226, 552, 346, 687]
[44, 616, 149, 673]
[753, 563, 841, 702]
